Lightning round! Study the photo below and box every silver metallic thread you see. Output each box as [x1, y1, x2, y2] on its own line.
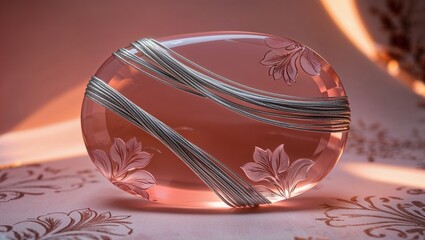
[85, 38, 351, 207]
[86, 77, 270, 207]
[113, 38, 351, 133]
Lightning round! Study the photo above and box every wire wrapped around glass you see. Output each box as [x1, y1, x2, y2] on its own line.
[81, 32, 350, 208]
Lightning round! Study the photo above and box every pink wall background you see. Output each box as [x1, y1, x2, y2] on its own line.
[0, 0, 353, 134]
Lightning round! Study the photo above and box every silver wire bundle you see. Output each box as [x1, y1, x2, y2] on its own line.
[113, 38, 351, 133]
[86, 77, 271, 207]
[85, 38, 351, 207]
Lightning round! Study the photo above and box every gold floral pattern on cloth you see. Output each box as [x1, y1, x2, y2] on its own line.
[317, 192, 425, 239]
[0, 208, 132, 239]
[0, 164, 98, 203]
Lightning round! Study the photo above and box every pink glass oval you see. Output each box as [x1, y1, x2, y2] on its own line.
[81, 32, 348, 207]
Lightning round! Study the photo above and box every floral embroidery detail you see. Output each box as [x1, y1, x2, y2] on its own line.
[397, 186, 425, 195]
[317, 195, 425, 239]
[346, 119, 425, 168]
[0, 165, 97, 203]
[0, 208, 133, 239]
[260, 38, 321, 86]
[241, 144, 314, 200]
[92, 137, 156, 200]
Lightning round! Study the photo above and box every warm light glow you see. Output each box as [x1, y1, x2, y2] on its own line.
[206, 201, 232, 208]
[413, 81, 425, 98]
[12, 82, 86, 131]
[0, 118, 86, 166]
[386, 60, 400, 76]
[344, 162, 425, 188]
[321, 0, 425, 98]
[321, 0, 377, 59]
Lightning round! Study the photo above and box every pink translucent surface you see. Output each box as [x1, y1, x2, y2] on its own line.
[81, 32, 348, 207]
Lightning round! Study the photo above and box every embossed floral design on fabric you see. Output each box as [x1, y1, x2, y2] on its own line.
[397, 186, 425, 195]
[0, 165, 97, 203]
[260, 38, 321, 85]
[317, 195, 425, 239]
[0, 208, 133, 239]
[241, 144, 314, 200]
[92, 137, 156, 200]
[346, 119, 425, 168]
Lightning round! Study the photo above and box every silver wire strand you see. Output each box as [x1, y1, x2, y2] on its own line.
[86, 77, 271, 207]
[112, 38, 350, 133]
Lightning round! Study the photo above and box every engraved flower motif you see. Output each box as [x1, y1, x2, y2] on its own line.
[241, 144, 314, 199]
[260, 38, 322, 86]
[92, 137, 156, 200]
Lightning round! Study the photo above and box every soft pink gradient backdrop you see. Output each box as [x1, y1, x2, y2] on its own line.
[0, 0, 353, 133]
[1, 0, 422, 167]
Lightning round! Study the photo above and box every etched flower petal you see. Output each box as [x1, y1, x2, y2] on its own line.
[123, 138, 152, 171]
[271, 144, 290, 174]
[132, 185, 150, 199]
[125, 137, 142, 153]
[272, 62, 284, 80]
[107, 138, 153, 172]
[240, 162, 272, 182]
[253, 147, 272, 164]
[92, 150, 113, 179]
[115, 170, 155, 200]
[268, 66, 277, 78]
[110, 138, 127, 166]
[260, 50, 285, 66]
[300, 49, 321, 76]
[125, 151, 152, 171]
[282, 51, 300, 85]
[265, 38, 296, 49]
[121, 169, 156, 190]
[286, 158, 315, 193]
